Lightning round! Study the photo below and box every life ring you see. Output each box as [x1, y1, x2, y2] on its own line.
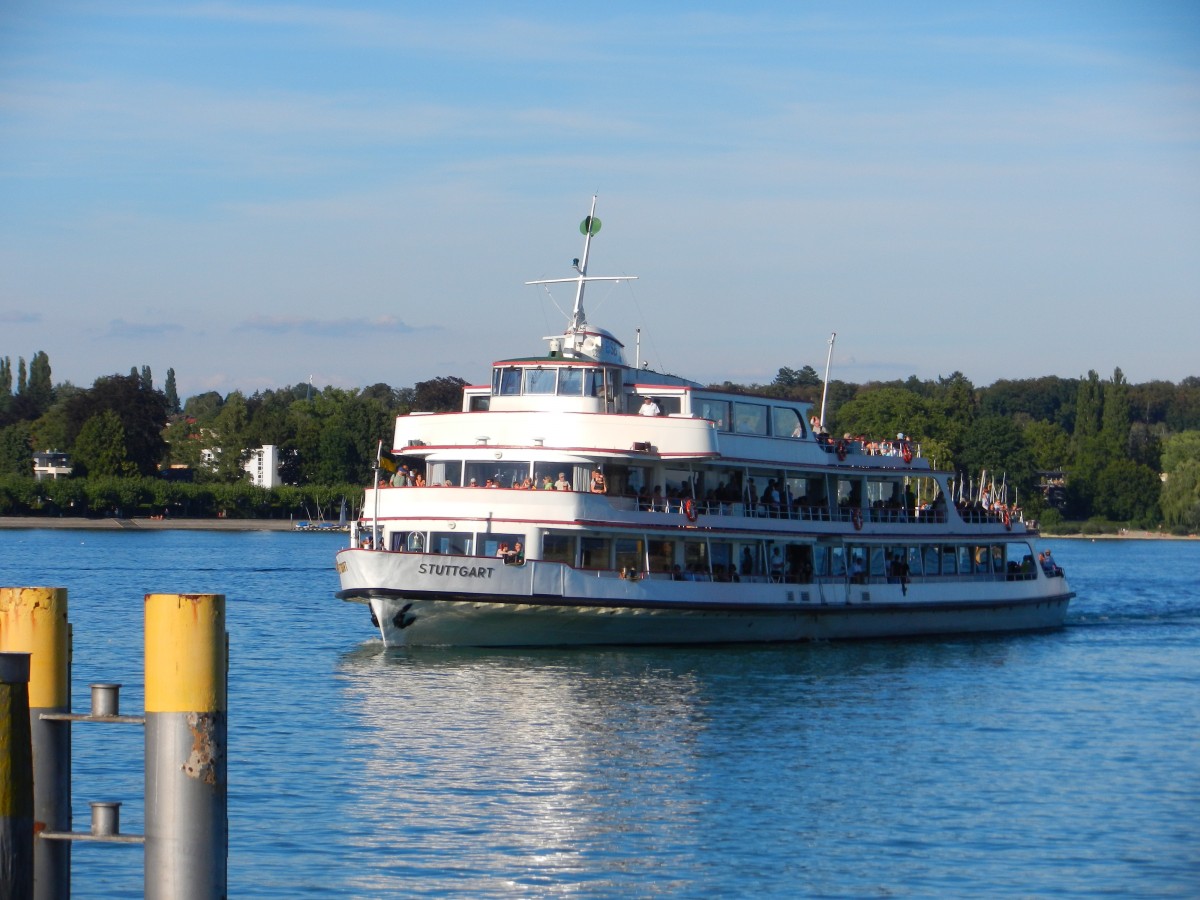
[683, 498, 697, 522]
[851, 508, 863, 531]
[836, 440, 847, 461]
[901, 441, 913, 464]
[1003, 509, 1012, 530]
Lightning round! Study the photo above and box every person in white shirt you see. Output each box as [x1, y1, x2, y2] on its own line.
[639, 397, 661, 416]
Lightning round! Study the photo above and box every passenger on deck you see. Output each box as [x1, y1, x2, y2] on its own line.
[555, 472, 571, 491]
[541, 475, 555, 490]
[770, 548, 784, 582]
[850, 554, 866, 584]
[590, 470, 606, 493]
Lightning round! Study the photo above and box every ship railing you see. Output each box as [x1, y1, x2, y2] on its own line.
[624, 497, 949, 525]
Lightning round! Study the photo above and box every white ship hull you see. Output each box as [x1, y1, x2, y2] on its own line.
[337, 549, 1073, 647]
[335, 198, 1076, 649]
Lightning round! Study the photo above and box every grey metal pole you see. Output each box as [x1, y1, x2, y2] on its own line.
[144, 594, 227, 900]
[0, 651, 34, 900]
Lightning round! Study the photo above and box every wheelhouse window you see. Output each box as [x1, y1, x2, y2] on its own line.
[585, 369, 605, 398]
[525, 368, 557, 394]
[496, 367, 522, 396]
[558, 367, 584, 395]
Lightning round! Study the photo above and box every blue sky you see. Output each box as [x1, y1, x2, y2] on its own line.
[2, 2, 1198, 399]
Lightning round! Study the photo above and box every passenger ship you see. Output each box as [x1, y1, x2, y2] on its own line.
[335, 199, 1073, 647]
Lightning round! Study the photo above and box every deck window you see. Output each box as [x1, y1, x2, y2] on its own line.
[430, 532, 472, 556]
[697, 399, 730, 430]
[580, 536, 611, 569]
[907, 546, 924, 577]
[733, 401, 768, 435]
[772, 407, 804, 438]
[542, 533, 575, 565]
[427, 461, 462, 486]
[479, 533, 524, 559]
[615, 537, 644, 573]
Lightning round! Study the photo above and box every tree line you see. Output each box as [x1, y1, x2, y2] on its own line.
[1, 350, 1198, 530]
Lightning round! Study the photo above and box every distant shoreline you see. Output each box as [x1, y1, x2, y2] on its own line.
[1041, 530, 1197, 541]
[0, 516, 297, 531]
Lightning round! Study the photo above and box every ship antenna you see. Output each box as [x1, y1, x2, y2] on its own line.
[526, 196, 637, 347]
[569, 194, 600, 333]
[819, 332, 836, 430]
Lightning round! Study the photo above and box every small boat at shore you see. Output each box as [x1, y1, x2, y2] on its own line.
[335, 198, 1073, 647]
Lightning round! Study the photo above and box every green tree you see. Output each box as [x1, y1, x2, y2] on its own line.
[412, 376, 467, 412]
[0, 423, 33, 476]
[73, 410, 133, 478]
[0, 357, 12, 422]
[164, 368, 180, 414]
[1100, 367, 1130, 458]
[1094, 459, 1160, 524]
[26, 350, 53, 415]
[184, 391, 224, 421]
[1160, 430, 1200, 475]
[1023, 420, 1073, 472]
[207, 392, 251, 482]
[832, 387, 930, 444]
[958, 415, 1037, 501]
[1073, 370, 1103, 444]
[65, 374, 169, 476]
[929, 371, 976, 457]
[1159, 460, 1200, 530]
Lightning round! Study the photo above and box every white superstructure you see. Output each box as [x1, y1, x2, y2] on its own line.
[335, 198, 1073, 647]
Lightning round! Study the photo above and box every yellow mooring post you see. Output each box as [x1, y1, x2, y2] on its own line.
[0, 587, 70, 900]
[144, 594, 227, 900]
[0, 651, 34, 900]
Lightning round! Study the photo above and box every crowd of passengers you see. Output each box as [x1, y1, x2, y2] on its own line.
[386, 465, 607, 493]
[382, 463, 1017, 527]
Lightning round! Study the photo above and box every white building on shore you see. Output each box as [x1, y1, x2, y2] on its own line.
[244, 444, 281, 488]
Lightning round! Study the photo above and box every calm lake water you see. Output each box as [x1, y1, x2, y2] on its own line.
[0, 530, 1196, 898]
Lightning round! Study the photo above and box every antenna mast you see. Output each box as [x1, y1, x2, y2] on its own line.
[819, 332, 836, 430]
[526, 196, 637, 339]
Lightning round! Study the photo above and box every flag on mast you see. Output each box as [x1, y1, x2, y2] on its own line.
[377, 440, 399, 473]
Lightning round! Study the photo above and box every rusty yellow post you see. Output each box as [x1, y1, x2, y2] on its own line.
[0, 651, 34, 900]
[0, 587, 71, 900]
[144, 593, 227, 900]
